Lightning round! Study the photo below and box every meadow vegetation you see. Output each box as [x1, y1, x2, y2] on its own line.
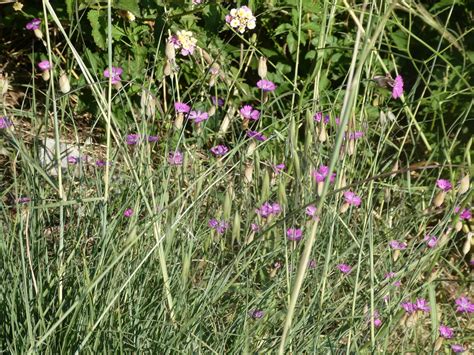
[0, 0, 472, 353]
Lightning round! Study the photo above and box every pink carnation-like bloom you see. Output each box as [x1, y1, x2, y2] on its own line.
[415, 298, 431, 312]
[188, 110, 209, 123]
[103, 66, 123, 84]
[208, 218, 229, 234]
[210, 145, 229, 157]
[256, 202, 281, 218]
[391, 75, 404, 99]
[439, 324, 454, 339]
[126, 134, 140, 145]
[248, 309, 264, 319]
[124, 208, 133, 217]
[256, 79, 276, 92]
[337, 264, 352, 274]
[26, 18, 41, 30]
[424, 235, 438, 248]
[389, 240, 407, 250]
[459, 208, 472, 220]
[436, 179, 452, 192]
[286, 228, 303, 241]
[401, 301, 417, 314]
[247, 130, 267, 141]
[0, 116, 13, 129]
[343, 191, 361, 207]
[38, 60, 51, 71]
[455, 296, 474, 313]
[251, 223, 260, 232]
[347, 131, 364, 140]
[272, 163, 285, 174]
[312, 165, 336, 183]
[306, 205, 317, 217]
[239, 105, 260, 120]
[174, 102, 191, 113]
[451, 344, 465, 353]
[168, 151, 183, 166]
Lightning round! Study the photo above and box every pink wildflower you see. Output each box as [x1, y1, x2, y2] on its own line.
[439, 324, 454, 339]
[0, 116, 13, 129]
[248, 309, 264, 319]
[126, 134, 140, 145]
[305, 205, 317, 218]
[256, 79, 276, 92]
[401, 302, 417, 314]
[389, 240, 407, 250]
[247, 130, 267, 141]
[455, 296, 474, 313]
[436, 179, 452, 192]
[286, 228, 303, 241]
[256, 202, 281, 218]
[391, 75, 404, 99]
[38, 60, 51, 71]
[210, 145, 229, 156]
[103, 66, 123, 84]
[188, 110, 209, 123]
[415, 298, 431, 313]
[343, 191, 361, 207]
[239, 105, 260, 120]
[312, 165, 336, 183]
[174, 102, 191, 113]
[424, 235, 438, 248]
[451, 344, 465, 353]
[337, 264, 352, 274]
[124, 208, 133, 217]
[272, 163, 285, 174]
[25, 18, 41, 30]
[168, 151, 183, 166]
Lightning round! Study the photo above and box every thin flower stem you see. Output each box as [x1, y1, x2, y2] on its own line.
[41, 0, 66, 307]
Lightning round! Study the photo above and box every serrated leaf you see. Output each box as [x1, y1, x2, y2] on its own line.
[87, 9, 106, 49]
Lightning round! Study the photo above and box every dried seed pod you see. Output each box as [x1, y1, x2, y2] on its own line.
[258, 56, 267, 79]
[244, 161, 253, 183]
[318, 124, 327, 142]
[59, 72, 70, 93]
[165, 41, 175, 62]
[433, 191, 446, 207]
[462, 232, 472, 255]
[458, 174, 470, 195]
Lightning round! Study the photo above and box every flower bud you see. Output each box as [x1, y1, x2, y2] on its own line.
[318, 124, 327, 142]
[34, 29, 43, 39]
[42, 70, 50, 81]
[462, 232, 472, 255]
[140, 90, 156, 119]
[433, 191, 446, 207]
[59, 72, 70, 93]
[246, 141, 257, 157]
[164, 61, 172, 76]
[258, 56, 267, 79]
[340, 202, 349, 213]
[455, 220, 462, 232]
[0, 73, 9, 96]
[458, 174, 470, 194]
[244, 161, 253, 183]
[208, 106, 216, 117]
[165, 41, 175, 62]
[174, 112, 184, 130]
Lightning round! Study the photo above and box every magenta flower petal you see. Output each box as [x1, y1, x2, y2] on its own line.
[337, 264, 352, 274]
[26, 18, 41, 30]
[436, 179, 452, 192]
[439, 324, 454, 339]
[256, 79, 276, 92]
[124, 208, 133, 217]
[455, 296, 474, 313]
[38, 60, 51, 71]
[392, 75, 404, 99]
[0, 116, 13, 129]
[286, 227, 303, 241]
[343, 191, 362, 207]
[210, 145, 229, 156]
[174, 102, 191, 113]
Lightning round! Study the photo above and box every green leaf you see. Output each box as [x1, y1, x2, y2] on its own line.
[87, 9, 106, 50]
[114, 0, 140, 15]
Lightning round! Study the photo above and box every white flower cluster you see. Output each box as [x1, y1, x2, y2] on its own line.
[171, 30, 198, 56]
[225, 6, 256, 34]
